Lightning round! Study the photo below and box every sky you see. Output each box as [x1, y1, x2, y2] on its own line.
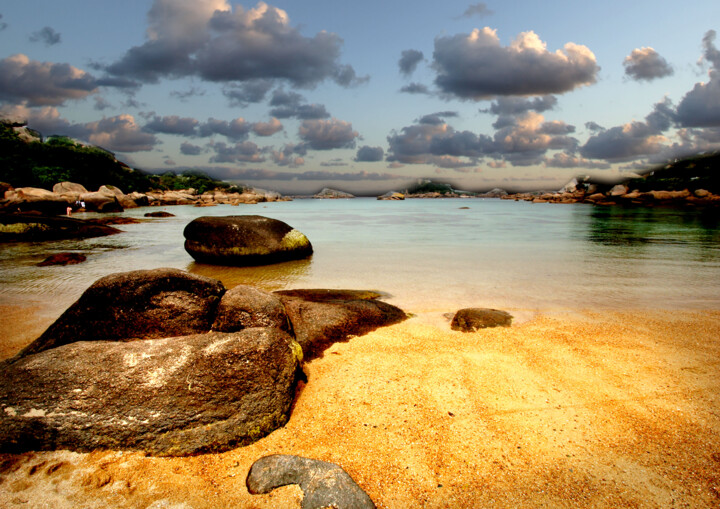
[1, 1, 719, 195]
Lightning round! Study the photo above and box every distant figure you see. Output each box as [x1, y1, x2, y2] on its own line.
[66, 206, 72, 216]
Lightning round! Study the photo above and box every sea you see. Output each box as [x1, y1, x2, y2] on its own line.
[1, 197, 719, 319]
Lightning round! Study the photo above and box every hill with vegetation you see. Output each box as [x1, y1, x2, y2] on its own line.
[0, 121, 243, 194]
[626, 152, 720, 193]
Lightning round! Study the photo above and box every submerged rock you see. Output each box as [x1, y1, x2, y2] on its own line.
[451, 308, 513, 332]
[183, 215, 313, 266]
[0, 329, 302, 456]
[0, 214, 121, 242]
[37, 252, 87, 266]
[247, 454, 375, 509]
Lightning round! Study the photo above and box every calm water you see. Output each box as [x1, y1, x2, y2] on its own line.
[1, 198, 719, 318]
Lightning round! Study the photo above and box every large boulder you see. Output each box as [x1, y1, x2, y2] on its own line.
[0, 328, 302, 456]
[79, 190, 123, 213]
[16, 268, 226, 358]
[184, 215, 313, 266]
[3, 187, 71, 215]
[213, 284, 292, 333]
[0, 214, 121, 242]
[276, 289, 407, 360]
[247, 455, 375, 509]
[53, 181, 88, 198]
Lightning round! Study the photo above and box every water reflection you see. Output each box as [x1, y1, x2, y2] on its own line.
[187, 256, 313, 291]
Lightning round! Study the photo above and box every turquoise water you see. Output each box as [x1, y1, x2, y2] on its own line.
[1, 198, 719, 317]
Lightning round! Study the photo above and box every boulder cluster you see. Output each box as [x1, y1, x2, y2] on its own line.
[0, 268, 407, 457]
[0, 181, 287, 215]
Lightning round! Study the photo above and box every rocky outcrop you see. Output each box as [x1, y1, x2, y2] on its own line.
[0, 268, 406, 456]
[0, 214, 121, 242]
[313, 188, 355, 199]
[184, 215, 313, 266]
[0, 328, 302, 456]
[247, 455, 375, 509]
[377, 191, 405, 200]
[450, 308, 513, 332]
[276, 289, 407, 360]
[501, 187, 720, 208]
[16, 268, 226, 358]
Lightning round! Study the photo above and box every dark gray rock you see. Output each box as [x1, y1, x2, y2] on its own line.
[277, 290, 407, 360]
[213, 284, 291, 333]
[451, 308, 513, 332]
[16, 268, 226, 358]
[144, 211, 175, 218]
[0, 329, 302, 456]
[0, 214, 121, 242]
[183, 215, 313, 266]
[247, 454, 375, 509]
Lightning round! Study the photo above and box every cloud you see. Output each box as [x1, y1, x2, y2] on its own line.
[433, 28, 599, 99]
[355, 145, 384, 162]
[399, 83, 430, 94]
[399, 49, 424, 76]
[298, 118, 359, 150]
[0, 14, 7, 31]
[676, 30, 720, 127]
[85, 115, 158, 152]
[387, 110, 578, 166]
[180, 141, 205, 155]
[253, 117, 283, 136]
[0, 54, 97, 106]
[580, 98, 674, 162]
[209, 140, 265, 163]
[105, 0, 365, 88]
[544, 152, 610, 169]
[197, 117, 252, 140]
[222, 80, 273, 106]
[29, 26, 61, 46]
[623, 47, 673, 81]
[418, 111, 458, 125]
[144, 114, 199, 135]
[269, 89, 330, 119]
[482, 95, 557, 116]
[170, 86, 206, 101]
[271, 143, 306, 167]
[459, 3, 493, 19]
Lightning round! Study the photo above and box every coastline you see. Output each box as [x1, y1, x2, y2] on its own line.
[2, 305, 719, 507]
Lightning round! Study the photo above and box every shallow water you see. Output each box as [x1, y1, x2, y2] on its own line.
[1, 198, 719, 317]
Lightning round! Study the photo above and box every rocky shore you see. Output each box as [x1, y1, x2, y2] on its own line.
[0, 181, 288, 216]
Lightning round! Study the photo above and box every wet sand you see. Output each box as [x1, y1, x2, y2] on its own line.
[1, 306, 720, 507]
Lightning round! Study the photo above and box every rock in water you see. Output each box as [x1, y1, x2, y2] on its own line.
[247, 454, 376, 509]
[37, 252, 87, 266]
[183, 215, 313, 266]
[0, 329, 302, 456]
[16, 268, 226, 358]
[451, 308, 513, 332]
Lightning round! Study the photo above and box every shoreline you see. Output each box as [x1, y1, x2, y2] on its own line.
[1, 305, 719, 507]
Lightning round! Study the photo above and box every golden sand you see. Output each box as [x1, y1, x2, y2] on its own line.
[1, 307, 719, 507]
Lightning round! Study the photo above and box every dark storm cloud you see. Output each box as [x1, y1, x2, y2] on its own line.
[580, 98, 675, 162]
[623, 47, 674, 81]
[432, 28, 599, 99]
[298, 118, 359, 150]
[0, 55, 97, 106]
[355, 145, 384, 162]
[399, 49, 424, 76]
[676, 30, 720, 127]
[105, 1, 365, 89]
[269, 89, 330, 119]
[29, 26, 61, 46]
[399, 83, 431, 95]
[460, 3, 493, 19]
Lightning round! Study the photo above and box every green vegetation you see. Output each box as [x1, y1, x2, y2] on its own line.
[0, 122, 243, 194]
[406, 180, 457, 195]
[627, 152, 720, 193]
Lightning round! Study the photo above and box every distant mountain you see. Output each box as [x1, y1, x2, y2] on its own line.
[626, 152, 720, 193]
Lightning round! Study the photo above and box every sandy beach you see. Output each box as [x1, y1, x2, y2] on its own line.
[1, 305, 719, 508]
